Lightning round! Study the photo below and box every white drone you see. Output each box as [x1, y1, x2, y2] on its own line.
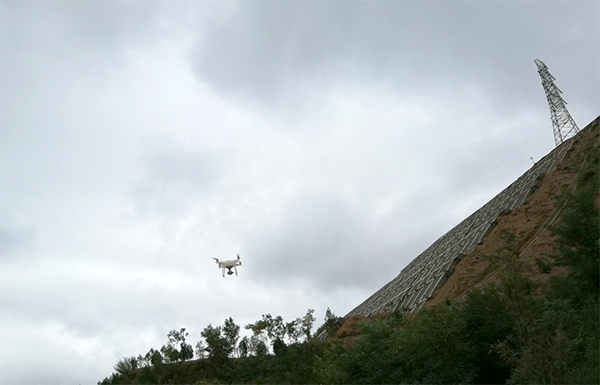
[212, 255, 242, 277]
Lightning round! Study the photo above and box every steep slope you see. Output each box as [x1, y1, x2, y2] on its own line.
[427, 116, 599, 305]
[346, 116, 599, 318]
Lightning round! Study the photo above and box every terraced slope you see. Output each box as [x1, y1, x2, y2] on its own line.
[346, 116, 599, 317]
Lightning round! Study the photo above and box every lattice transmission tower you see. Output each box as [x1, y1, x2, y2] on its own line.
[535, 59, 579, 146]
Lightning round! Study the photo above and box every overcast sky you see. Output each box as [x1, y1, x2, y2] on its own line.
[1, 1, 598, 384]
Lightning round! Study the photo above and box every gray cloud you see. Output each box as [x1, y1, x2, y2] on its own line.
[1, 1, 163, 57]
[0, 208, 38, 262]
[130, 138, 222, 226]
[190, 1, 598, 117]
[246, 195, 409, 291]
[246, 196, 366, 287]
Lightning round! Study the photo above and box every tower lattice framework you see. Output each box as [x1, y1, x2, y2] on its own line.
[535, 59, 579, 146]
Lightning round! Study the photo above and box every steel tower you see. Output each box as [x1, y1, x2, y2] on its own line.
[535, 59, 579, 146]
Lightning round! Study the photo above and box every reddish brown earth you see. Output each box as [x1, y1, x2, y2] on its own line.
[335, 313, 390, 338]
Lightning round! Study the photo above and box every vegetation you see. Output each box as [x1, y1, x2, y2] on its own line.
[99, 130, 599, 384]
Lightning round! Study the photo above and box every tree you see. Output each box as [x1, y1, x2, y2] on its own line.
[346, 303, 480, 384]
[301, 309, 316, 340]
[222, 317, 240, 357]
[145, 348, 164, 367]
[247, 334, 268, 357]
[269, 315, 286, 342]
[255, 338, 268, 357]
[245, 313, 282, 352]
[462, 287, 514, 384]
[160, 328, 193, 363]
[285, 318, 303, 343]
[194, 340, 206, 359]
[315, 308, 342, 338]
[272, 337, 287, 356]
[201, 324, 232, 361]
[495, 298, 591, 384]
[238, 336, 249, 358]
[113, 356, 138, 375]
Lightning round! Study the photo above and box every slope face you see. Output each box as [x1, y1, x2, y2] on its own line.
[427, 116, 599, 305]
[346, 117, 599, 318]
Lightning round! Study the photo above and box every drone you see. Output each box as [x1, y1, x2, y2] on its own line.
[213, 255, 242, 277]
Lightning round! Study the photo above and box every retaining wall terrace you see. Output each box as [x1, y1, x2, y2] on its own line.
[345, 134, 575, 317]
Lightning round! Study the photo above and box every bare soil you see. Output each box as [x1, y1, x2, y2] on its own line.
[426, 118, 599, 305]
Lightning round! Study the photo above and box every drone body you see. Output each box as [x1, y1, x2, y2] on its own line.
[213, 255, 242, 277]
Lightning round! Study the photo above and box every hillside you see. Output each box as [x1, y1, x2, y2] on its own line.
[335, 116, 599, 339]
[345, 119, 580, 318]
[100, 116, 599, 384]
[427, 116, 599, 305]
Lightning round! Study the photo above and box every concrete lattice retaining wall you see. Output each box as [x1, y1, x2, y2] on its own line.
[346, 136, 574, 317]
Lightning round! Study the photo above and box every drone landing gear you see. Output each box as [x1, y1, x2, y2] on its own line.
[221, 266, 238, 277]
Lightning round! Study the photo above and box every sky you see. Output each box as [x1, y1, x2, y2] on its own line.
[1, 1, 598, 384]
